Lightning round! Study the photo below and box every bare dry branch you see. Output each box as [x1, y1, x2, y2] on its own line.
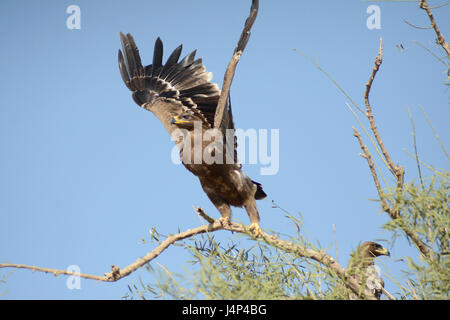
[354, 126, 430, 256]
[214, 0, 259, 129]
[354, 39, 431, 258]
[195, 206, 215, 224]
[0, 263, 107, 282]
[419, 0, 450, 56]
[0, 206, 379, 300]
[353, 128, 391, 213]
[365, 38, 404, 183]
[0, 211, 225, 283]
[364, 38, 406, 218]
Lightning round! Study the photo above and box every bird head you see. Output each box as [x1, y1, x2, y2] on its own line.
[361, 241, 390, 258]
[348, 241, 390, 271]
[171, 110, 208, 130]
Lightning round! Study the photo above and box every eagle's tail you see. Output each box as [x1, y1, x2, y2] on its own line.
[252, 180, 267, 200]
[118, 33, 220, 124]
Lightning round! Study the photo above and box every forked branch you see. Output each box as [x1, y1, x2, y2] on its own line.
[364, 38, 405, 194]
[355, 39, 430, 257]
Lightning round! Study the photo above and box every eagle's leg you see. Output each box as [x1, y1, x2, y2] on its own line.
[207, 195, 232, 227]
[244, 199, 262, 237]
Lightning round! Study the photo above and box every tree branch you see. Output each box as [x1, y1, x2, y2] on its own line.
[364, 38, 405, 220]
[364, 38, 405, 189]
[355, 38, 431, 258]
[353, 128, 391, 213]
[419, 0, 450, 56]
[353, 128, 430, 257]
[214, 0, 259, 129]
[0, 212, 225, 283]
[0, 263, 107, 282]
[0, 207, 379, 299]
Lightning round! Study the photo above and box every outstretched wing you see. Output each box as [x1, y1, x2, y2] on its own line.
[118, 33, 221, 133]
[219, 95, 239, 166]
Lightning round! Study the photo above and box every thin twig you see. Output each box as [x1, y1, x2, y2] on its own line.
[403, 19, 433, 30]
[407, 105, 425, 189]
[404, 149, 447, 177]
[155, 262, 188, 299]
[376, 257, 409, 298]
[280, 252, 317, 300]
[406, 279, 421, 300]
[417, 104, 449, 160]
[214, 0, 259, 129]
[429, 1, 450, 9]
[413, 40, 449, 67]
[381, 287, 396, 300]
[333, 224, 338, 261]
[293, 49, 365, 115]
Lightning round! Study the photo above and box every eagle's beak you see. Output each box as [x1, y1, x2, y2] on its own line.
[376, 247, 390, 256]
[171, 116, 189, 125]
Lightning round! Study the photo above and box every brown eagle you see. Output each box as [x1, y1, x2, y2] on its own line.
[118, 33, 266, 236]
[347, 241, 390, 299]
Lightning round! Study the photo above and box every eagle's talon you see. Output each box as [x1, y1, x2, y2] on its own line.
[218, 216, 231, 227]
[248, 223, 262, 237]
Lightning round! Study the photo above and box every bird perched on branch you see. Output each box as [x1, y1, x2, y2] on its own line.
[118, 33, 266, 236]
[347, 241, 390, 299]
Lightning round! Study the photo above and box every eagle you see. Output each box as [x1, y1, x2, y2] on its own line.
[347, 241, 390, 299]
[118, 33, 266, 236]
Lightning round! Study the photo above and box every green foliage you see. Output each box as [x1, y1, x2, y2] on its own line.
[174, 236, 308, 299]
[382, 172, 449, 299]
[125, 170, 449, 300]
[127, 212, 386, 300]
[124, 214, 353, 300]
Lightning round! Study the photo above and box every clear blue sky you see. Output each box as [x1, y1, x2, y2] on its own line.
[0, 0, 448, 299]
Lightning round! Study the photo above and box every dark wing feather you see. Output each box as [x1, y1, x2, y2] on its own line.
[159, 44, 182, 77]
[118, 49, 131, 89]
[179, 50, 197, 67]
[151, 37, 163, 76]
[220, 95, 239, 166]
[118, 33, 242, 165]
[118, 33, 220, 122]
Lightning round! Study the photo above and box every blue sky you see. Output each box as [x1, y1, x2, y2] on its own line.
[0, 0, 448, 299]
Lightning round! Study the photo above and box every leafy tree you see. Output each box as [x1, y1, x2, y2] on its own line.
[124, 0, 450, 300]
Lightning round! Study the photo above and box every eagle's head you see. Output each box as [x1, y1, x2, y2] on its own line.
[348, 241, 390, 273]
[360, 241, 390, 258]
[171, 109, 209, 130]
